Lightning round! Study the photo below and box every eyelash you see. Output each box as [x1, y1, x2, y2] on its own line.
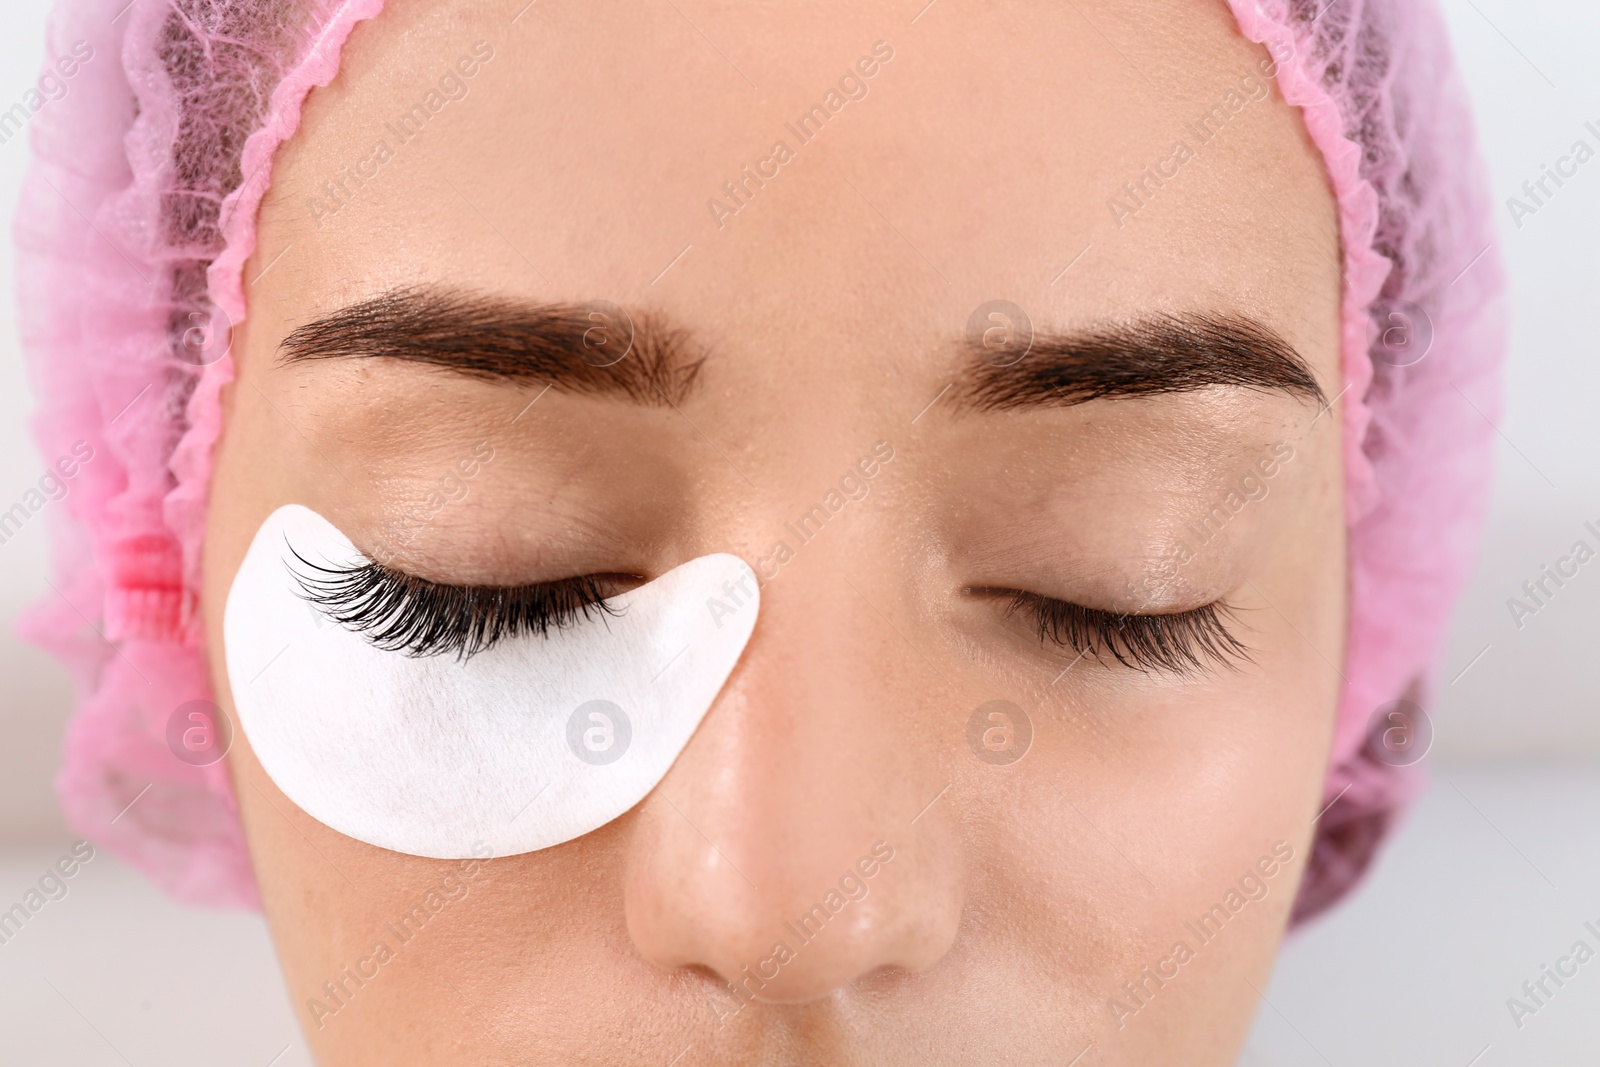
[289, 546, 1247, 673]
[290, 548, 624, 660]
[994, 590, 1251, 675]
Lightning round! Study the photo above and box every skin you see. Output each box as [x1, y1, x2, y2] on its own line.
[201, 0, 1346, 1063]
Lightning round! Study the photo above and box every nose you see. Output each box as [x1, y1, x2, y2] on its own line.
[623, 563, 964, 1005]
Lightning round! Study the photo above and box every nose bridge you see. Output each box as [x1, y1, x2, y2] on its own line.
[623, 548, 964, 1003]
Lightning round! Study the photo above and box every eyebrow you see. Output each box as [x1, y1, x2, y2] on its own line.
[955, 311, 1326, 411]
[278, 285, 703, 406]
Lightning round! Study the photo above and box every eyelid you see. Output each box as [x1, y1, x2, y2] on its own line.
[978, 588, 1252, 675]
[288, 544, 633, 659]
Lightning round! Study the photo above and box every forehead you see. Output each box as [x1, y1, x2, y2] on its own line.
[254, 0, 1339, 380]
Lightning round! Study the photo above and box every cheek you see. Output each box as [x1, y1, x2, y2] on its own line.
[942, 485, 1339, 1043]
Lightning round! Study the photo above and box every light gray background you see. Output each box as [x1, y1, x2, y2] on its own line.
[1, 1, 1596, 1063]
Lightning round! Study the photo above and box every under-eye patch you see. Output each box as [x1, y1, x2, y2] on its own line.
[223, 504, 759, 859]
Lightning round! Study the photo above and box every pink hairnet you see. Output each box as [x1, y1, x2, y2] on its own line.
[15, 0, 1506, 919]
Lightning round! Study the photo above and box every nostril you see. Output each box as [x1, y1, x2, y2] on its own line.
[680, 963, 745, 1019]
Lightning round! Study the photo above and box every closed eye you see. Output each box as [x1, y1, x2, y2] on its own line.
[288, 542, 635, 660]
[977, 588, 1252, 675]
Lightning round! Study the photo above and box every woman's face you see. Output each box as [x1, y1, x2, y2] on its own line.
[202, 0, 1345, 1062]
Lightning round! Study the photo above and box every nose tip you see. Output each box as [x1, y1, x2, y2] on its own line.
[625, 822, 962, 1007]
[737, 843, 959, 1005]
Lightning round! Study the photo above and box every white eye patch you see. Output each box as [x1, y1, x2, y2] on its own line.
[223, 504, 758, 859]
